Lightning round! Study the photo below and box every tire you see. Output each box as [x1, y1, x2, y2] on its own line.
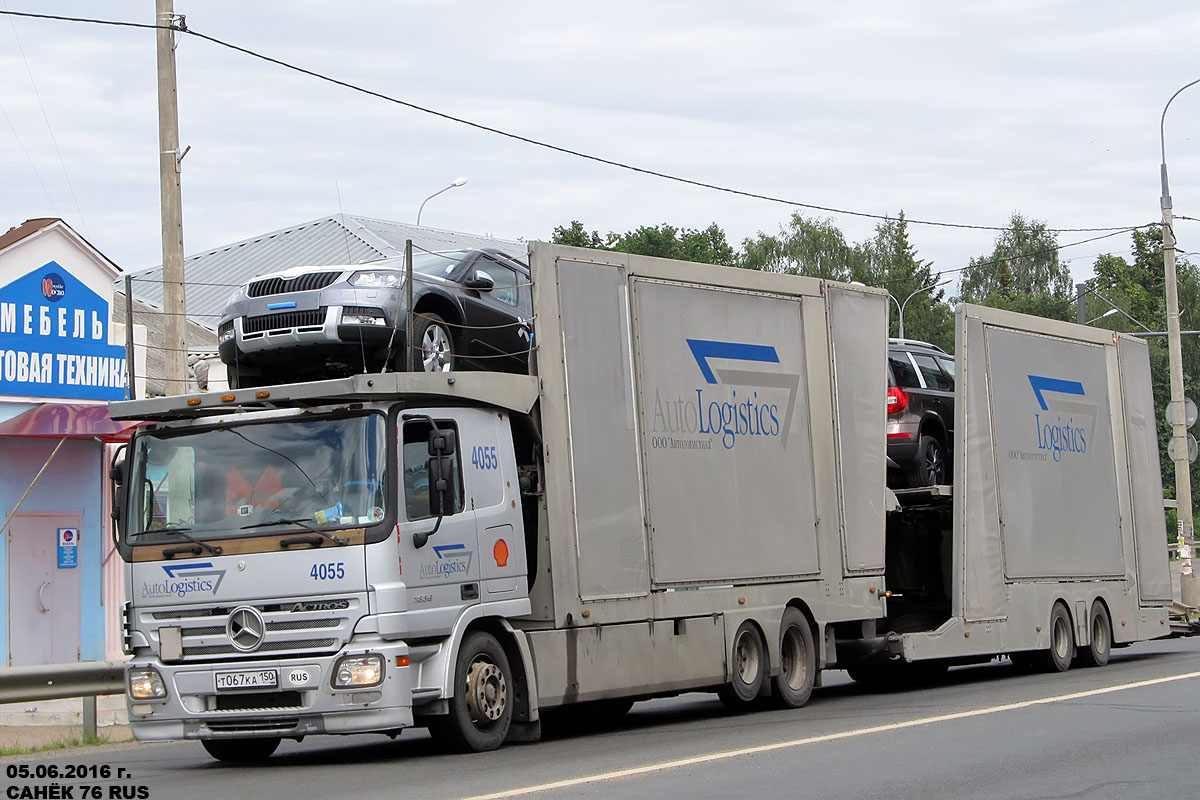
[430, 630, 513, 752]
[907, 434, 947, 487]
[1037, 603, 1075, 672]
[1076, 601, 1112, 668]
[414, 312, 455, 373]
[770, 608, 816, 708]
[201, 737, 280, 763]
[718, 621, 767, 709]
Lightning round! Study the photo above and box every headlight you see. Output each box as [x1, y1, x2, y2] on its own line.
[218, 326, 235, 344]
[332, 654, 384, 688]
[342, 311, 387, 326]
[128, 667, 167, 700]
[349, 271, 402, 288]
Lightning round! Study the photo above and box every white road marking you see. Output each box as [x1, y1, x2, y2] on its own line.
[461, 669, 1200, 799]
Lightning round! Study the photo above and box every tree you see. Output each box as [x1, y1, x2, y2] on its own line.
[956, 213, 1073, 320]
[550, 221, 604, 249]
[1085, 227, 1200, 532]
[860, 212, 953, 351]
[549, 221, 737, 266]
[739, 213, 866, 280]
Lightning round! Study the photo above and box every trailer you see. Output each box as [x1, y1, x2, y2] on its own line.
[107, 244, 1171, 760]
[849, 304, 1172, 679]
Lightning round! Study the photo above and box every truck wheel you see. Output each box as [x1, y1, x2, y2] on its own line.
[907, 435, 947, 487]
[416, 313, 455, 373]
[718, 621, 766, 709]
[201, 737, 280, 762]
[1076, 601, 1112, 668]
[432, 630, 513, 752]
[1037, 603, 1075, 672]
[770, 608, 815, 708]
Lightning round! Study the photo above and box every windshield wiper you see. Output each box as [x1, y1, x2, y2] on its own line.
[146, 525, 224, 557]
[241, 518, 349, 547]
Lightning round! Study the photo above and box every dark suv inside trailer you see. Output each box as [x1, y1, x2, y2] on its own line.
[886, 339, 955, 487]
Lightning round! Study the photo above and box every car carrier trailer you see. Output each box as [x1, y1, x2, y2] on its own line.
[107, 243, 1171, 760]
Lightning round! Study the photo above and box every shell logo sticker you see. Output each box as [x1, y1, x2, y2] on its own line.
[493, 538, 509, 568]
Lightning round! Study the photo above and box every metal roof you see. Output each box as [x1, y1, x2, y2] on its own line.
[121, 213, 524, 330]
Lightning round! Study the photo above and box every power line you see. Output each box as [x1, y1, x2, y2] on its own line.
[0, 95, 59, 214]
[0, 8, 1142, 237]
[3, 1, 88, 235]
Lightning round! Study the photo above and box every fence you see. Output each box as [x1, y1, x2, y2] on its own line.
[0, 660, 125, 739]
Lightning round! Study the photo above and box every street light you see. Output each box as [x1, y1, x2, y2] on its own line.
[888, 279, 951, 341]
[416, 177, 468, 226]
[1161, 79, 1199, 607]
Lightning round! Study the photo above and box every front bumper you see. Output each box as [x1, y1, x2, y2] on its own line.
[127, 638, 413, 741]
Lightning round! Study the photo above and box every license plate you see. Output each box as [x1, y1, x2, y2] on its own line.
[215, 669, 278, 690]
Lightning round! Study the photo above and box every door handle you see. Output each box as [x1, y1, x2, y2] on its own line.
[37, 580, 50, 613]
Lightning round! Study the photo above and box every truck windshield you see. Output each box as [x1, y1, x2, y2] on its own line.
[126, 413, 387, 544]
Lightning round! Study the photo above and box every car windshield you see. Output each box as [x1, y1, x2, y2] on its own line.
[126, 413, 387, 544]
[411, 251, 468, 277]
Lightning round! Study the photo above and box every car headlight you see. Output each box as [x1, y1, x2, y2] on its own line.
[128, 667, 167, 700]
[332, 654, 384, 688]
[349, 271, 403, 288]
[218, 324, 235, 344]
[342, 309, 387, 326]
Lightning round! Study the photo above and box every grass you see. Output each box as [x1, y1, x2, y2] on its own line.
[0, 732, 111, 757]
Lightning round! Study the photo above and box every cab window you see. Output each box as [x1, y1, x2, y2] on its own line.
[402, 419, 464, 521]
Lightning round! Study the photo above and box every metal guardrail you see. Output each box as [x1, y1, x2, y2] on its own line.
[0, 661, 126, 739]
[0, 660, 126, 704]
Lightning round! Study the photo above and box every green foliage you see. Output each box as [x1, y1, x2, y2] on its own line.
[739, 213, 866, 280]
[1085, 227, 1200, 520]
[860, 212, 954, 351]
[956, 213, 1074, 320]
[549, 221, 737, 266]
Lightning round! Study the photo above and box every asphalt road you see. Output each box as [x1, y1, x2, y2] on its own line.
[6, 636, 1200, 800]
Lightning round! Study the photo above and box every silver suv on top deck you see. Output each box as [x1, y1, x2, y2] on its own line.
[217, 248, 532, 388]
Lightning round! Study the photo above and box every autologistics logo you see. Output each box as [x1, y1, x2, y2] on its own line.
[649, 339, 800, 451]
[140, 562, 227, 600]
[40, 272, 66, 302]
[1028, 374, 1096, 462]
[420, 543, 474, 580]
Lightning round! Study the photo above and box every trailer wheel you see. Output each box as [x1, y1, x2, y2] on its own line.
[1076, 601, 1112, 668]
[718, 621, 766, 708]
[1038, 603, 1075, 672]
[432, 630, 513, 752]
[770, 608, 816, 708]
[201, 737, 280, 763]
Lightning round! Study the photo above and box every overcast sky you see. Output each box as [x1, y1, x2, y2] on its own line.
[3, 1, 1200, 291]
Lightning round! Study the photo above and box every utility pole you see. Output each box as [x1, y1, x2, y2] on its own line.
[156, 0, 188, 395]
[1160, 78, 1200, 607]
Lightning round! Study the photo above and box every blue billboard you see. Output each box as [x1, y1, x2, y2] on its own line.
[0, 260, 127, 401]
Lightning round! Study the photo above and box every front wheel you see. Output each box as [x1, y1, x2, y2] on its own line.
[717, 621, 766, 709]
[430, 630, 513, 752]
[201, 737, 280, 763]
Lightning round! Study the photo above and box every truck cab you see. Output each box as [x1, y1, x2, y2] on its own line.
[112, 373, 540, 760]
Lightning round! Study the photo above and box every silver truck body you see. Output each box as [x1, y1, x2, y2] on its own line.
[107, 245, 1171, 753]
[887, 304, 1171, 662]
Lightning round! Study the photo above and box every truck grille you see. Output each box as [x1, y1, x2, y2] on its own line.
[243, 308, 326, 334]
[213, 691, 304, 711]
[145, 598, 358, 661]
[249, 272, 341, 297]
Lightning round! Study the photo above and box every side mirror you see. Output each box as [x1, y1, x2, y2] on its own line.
[428, 427, 457, 457]
[462, 270, 495, 292]
[427, 455, 455, 517]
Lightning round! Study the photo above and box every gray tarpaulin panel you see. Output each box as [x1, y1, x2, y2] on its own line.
[827, 286, 887, 573]
[1118, 337, 1173, 603]
[558, 260, 650, 600]
[960, 314, 1006, 620]
[986, 327, 1125, 579]
[633, 280, 819, 585]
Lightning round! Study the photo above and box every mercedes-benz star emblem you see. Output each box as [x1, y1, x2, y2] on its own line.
[227, 606, 266, 652]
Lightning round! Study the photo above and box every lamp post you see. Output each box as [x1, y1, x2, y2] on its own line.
[1161, 79, 1200, 607]
[889, 279, 950, 341]
[416, 177, 468, 226]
